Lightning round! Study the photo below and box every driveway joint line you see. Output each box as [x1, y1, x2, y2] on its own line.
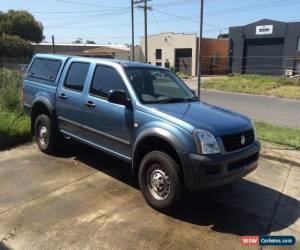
[266, 165, 293, 234]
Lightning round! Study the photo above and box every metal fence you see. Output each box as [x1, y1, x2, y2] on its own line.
[0, 58, 31, 73]
[154, 56, 300, 77]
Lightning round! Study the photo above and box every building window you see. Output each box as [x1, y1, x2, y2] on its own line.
[156, 62, 162, 66]
[211, 54, 219, 66]
[297, 37, 300, 51]
[156, 49, 162, 60]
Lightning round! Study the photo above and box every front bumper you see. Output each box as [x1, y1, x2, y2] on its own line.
[178, 141, 261, 191]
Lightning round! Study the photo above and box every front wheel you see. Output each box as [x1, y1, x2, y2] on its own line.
[138, 151, 183, 212]
[34, 114, 57, 154]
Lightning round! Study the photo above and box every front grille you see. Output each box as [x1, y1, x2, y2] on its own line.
[228, 153, 259, 172]
[222, 129, 254, 152]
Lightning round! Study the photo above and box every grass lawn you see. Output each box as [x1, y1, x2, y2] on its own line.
[255, 121, 300, 150]
[203, 74, 300, 100]
[0, 112, 31, 148]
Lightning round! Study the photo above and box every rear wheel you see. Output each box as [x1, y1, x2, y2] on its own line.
[138, 151, 183, 212]
[34, 114, 57, 154]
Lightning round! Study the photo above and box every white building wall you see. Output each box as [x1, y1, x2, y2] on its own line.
[140, 33, 198, 76]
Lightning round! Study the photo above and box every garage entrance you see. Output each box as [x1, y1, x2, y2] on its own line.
[175, 48, 192, 75]
[243, 38, 284, 75]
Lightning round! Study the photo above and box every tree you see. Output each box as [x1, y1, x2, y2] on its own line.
[73, 38, 83, 44]
[1, 10, 44, 43]
[218, 33, 229, 39]
[86, 40, 96, 44]
[0, 34, 33, 58]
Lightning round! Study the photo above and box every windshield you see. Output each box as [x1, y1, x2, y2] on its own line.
[125, 67, 197, 104]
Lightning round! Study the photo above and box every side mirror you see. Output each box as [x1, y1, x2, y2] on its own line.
[108, 90, 130, 107]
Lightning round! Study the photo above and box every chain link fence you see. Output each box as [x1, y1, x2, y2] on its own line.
[0, 58, 31, 73]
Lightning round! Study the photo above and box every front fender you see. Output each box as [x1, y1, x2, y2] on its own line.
[131, 120, 196, 173]
[133, 126, 186, 154]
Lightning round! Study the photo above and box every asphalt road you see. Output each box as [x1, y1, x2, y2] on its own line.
[0, 142, 299, 250]
[185, 80, 300, 128]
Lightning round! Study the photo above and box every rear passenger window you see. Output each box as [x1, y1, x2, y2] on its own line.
[28, 58, 61, 82]
[90, 65, 128, 98]
[64, 62, 90, 91]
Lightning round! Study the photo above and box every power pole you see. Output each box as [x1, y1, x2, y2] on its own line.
[52, 35, 56, 54]
[197, 0, 204, 99]
[131, 0, 135, 61]
[144, 0, 148, 63]
[135, 0, 151, 63]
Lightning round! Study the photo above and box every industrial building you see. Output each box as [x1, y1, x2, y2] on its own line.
[140, 33, 228, 76]
[34, 43, 131, 60]
[229, 19, 300, 75]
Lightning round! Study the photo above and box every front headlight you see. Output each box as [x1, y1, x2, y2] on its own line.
[193, 129, 220, 154]
[250, 120, 257, 140]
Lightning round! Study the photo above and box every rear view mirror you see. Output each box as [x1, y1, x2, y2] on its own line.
[108, 90, 131, 107]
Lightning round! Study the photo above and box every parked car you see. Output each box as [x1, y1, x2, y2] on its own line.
[23, 54, 260, 211]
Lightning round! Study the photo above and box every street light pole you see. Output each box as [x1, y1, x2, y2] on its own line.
[197, 0, 204, 99]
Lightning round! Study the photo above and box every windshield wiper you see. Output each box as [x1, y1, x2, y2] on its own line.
[183, 96, 198, 102]
[159, 96, 198, 103]
[160, 97, 186, 103]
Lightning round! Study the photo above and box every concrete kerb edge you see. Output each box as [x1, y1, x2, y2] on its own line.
[261, 153, 300, 168]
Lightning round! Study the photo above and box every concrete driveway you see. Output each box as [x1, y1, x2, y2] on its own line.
[0, 142, 299, 250]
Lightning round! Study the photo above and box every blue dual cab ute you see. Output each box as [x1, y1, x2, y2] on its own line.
[23, 54, 260, 211]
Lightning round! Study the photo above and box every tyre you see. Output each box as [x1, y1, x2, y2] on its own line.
[34, 114, 57, 154]
[138, 151, 183, 212]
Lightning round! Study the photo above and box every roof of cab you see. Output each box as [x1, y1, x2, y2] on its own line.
[34, 53, 166, 70]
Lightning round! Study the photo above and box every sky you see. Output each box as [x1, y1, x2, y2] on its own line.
[1, 0, 300, 45]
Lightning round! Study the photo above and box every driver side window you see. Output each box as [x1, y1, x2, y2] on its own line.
[90, 65, 128, 98]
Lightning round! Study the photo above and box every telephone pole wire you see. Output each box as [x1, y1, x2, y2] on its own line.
[197, 0, 204, 99]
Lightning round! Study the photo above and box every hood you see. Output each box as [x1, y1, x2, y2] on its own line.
[148, 102, 252, 136]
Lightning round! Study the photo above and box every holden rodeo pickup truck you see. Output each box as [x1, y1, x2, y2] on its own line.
[23, 54, 260, 211]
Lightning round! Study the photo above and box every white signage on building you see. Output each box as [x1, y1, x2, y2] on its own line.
[285, 69, 293, 76]
[256, 25, 273, 35]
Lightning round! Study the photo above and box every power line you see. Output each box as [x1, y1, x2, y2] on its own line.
[53, 0, 127, 9]
[150, 10, 162, 33]
[47, 10, 131, 28]
[152, 9, 225, 29]
[206, 0, 300, 16]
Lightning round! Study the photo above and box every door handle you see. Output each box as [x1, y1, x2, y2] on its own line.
[85, 100, 96, 108]
[59, 93, 68, 100]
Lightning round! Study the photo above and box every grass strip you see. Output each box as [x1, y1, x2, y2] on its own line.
[204, 74, 300, 99]
[0, 112, 31, 149]
[255, 121, 300, 150]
